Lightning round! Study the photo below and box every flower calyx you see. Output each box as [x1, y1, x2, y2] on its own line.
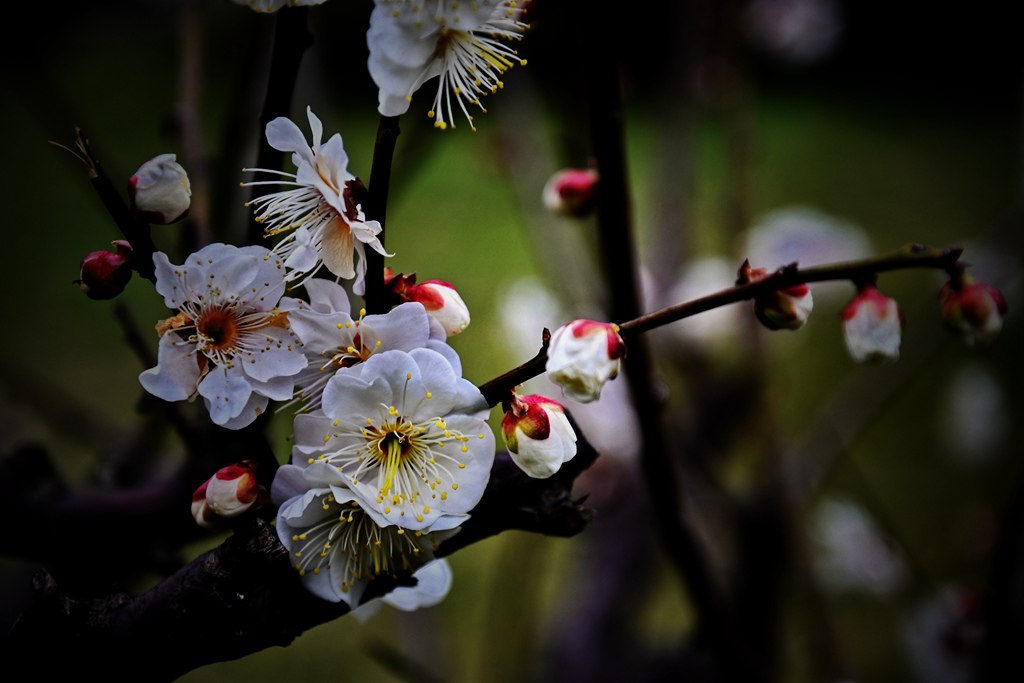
[192, 460, 265, 530]
[938, 271, 1007, 347]
[501, 392, 577, 479]
[737, 259, 813, 331]
[75, 240, 134, 300]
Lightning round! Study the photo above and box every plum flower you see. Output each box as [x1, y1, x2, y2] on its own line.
[281, 280, 461, 412]
[546, 320, 627, 403]
[501, 394, 577, 478]
[272, 462, 460, 605]
[244, 107, 389, 294]
[129, 154, 191, 224]
[840, 285, 904, 365]
[139, 243, 307, 429]
[367, 0, 529, 131]
[292, 348, 494, 530]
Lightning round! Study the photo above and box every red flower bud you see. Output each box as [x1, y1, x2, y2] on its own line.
[74, 240, 133, 300]
[939, 273, 1007, 347]
[738, 260, 814, 330]
[191, 460, 263, 530]
[543, 168, 599, 218]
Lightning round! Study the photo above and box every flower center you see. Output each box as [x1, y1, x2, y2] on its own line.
[196, 308, 239, 350]
[291, 495, 430, 594]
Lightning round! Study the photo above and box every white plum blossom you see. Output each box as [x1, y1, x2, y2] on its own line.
[244, 107, 389, 294]
[292, 348, 494, 530]
[139, 243, 307, 429]
[546, 320, 627, 403]
[501, 394, 577, 478]
[281, 279, 461, 412]
[272, 462, 460, 605]
[230, 0, 328, 12]
[840, 285, 904, 365]
[129, 154, 191, 224]
[367, 0, 528, 131]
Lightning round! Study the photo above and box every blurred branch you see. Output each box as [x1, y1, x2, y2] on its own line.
[248, 7, 313, 247]
[177, 0, 211, 251]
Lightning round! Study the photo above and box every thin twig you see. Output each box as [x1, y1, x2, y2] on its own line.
[76, 129, 158, 283]
[480, 243, 966, 402]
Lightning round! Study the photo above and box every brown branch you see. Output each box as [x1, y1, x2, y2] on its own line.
[479, 243, 966, 403]
[1, 418, 598, 679]
[363, 115, 402, 314]
[248, 7, 313, 247]
[76, 128, 158, 283]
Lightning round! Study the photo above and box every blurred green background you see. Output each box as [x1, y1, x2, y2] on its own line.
[1, 1, 1021, 681]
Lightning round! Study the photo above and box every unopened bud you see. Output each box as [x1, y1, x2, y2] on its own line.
[840, 286, 904, 365]
[191, 460, 262, 530]
[939, 273, 1007, 347]
[738, 260, 814, 330]
[543, 168, 599, 218]
[546, 320, 626, 402]
[129, 153, 191, 224]
[501, 394, 578, 478]
[406, 280, 471, 336]
[74, 240, 133, 300]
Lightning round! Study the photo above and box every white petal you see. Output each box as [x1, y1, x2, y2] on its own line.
[139, 334, 201, 402]
[302, 278, 352, 315]
[266, 116, 315, 168]
[199, 365, 253, 424]
[306, 106, 324, 151]
[321, 373, 393, 424]
[241, 345, 307, 383]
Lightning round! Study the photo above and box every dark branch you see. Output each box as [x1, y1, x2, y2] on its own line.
[363, 115, 402, 314]
[2, 418, 598, 679]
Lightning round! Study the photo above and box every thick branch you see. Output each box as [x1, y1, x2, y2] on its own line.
[2, 419, 597, 679]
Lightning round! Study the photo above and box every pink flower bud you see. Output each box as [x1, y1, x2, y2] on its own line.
[545, 320, 626, 403]
[74, 240, 134, 300]
[501, 394, 578, 478]
[406, 280, 471, 336]
[128, 154, 191, 224]
[191, 461, 262, 530]
[738, 260, 814, 330]
[839, 286, 905, 365]
[939, 274, 1007, 347]
[542, 168, 599, 218]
